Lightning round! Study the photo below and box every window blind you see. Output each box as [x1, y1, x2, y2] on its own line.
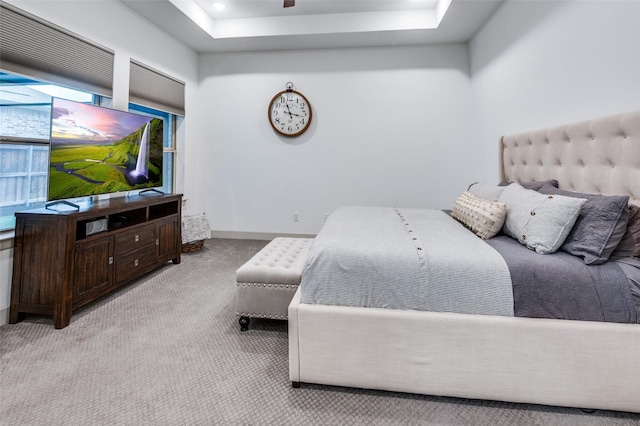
[129, 60, 185, 116]
[0, 3, 114, 97]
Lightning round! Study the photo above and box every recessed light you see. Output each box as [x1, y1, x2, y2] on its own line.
[213, 2, 226, 11]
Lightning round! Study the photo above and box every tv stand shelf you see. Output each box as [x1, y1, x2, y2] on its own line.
[10, 193, 182, 329]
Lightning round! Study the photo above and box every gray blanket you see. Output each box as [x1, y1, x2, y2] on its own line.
[301, 206, 514, 316]
[486, 236, 638, 323]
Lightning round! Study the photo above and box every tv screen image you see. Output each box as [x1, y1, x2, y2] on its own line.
[48, 98, 163, 201]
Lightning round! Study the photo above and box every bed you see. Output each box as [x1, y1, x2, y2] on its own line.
[288, 110, 640, 413]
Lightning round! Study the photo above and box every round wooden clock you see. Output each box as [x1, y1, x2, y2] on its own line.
[268, 83, 312, 137]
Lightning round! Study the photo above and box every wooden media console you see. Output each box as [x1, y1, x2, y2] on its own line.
[10, 193, 182, 329]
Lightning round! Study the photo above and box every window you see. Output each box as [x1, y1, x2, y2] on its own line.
[0, 71, 177, 232]
[128, 103, 176, 196]
[0, 71, 96, 231]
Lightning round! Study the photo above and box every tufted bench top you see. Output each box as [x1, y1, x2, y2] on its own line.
[236, 237, 314, 285]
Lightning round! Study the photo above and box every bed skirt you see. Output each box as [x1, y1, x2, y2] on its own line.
[288, 288, 640, 413]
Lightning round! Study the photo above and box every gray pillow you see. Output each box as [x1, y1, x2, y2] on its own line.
[468, 182, 505, 202]
[499, 180, 558, 191]
[538, 184, 630, 264]
[611, 204, 640, 259]
[498, 183, 586, 254]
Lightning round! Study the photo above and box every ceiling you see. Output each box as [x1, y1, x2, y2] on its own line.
[121, 0, 504, 53]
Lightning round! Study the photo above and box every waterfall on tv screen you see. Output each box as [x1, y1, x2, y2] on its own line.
[133, 122, 150, 180]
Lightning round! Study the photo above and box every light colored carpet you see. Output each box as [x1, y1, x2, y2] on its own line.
[1, 238, 639, 426]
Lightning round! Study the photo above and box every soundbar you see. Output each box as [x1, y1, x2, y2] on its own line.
[85, 218, 108, 236]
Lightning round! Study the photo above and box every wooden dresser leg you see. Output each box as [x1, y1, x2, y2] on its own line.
[9, 309, 24, 324]
[54, 305, 72, 329]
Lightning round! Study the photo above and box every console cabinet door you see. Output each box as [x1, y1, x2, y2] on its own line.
[74, 236, 114, 305]
[156, 215, 180, 264]
[12, 218, 66, 308]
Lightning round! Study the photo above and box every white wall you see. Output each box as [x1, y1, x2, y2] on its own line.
[195, 45, 478, 236]
[0, 0, 199, 324]
[469, 0, 640, 175]
[196, 0, 640, 238]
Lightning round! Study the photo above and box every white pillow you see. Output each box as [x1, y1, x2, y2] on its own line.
[452, 191, 507, 239]
[468, 182, 505, 202]
[498, 183, 587, 254]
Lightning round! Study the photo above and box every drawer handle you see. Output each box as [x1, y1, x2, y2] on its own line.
[134, 259, 139, 267]
[109, 256, 113, 265]
[156, 239, 159, 246]
[135, 234, 139, 242]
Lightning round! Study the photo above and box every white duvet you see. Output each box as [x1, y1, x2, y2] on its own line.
[300, 206, 514, 316]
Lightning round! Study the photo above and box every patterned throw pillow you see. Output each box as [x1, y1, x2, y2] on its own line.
[498, 183, 587, 254]
[452, 191, 507, 239]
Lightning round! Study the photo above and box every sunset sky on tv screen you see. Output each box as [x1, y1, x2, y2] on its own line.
[51, 98, 152, 144]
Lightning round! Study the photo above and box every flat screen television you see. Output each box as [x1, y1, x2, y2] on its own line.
[47, 98, 163, 202]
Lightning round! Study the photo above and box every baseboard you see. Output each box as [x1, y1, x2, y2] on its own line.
[0, 306, 9, 326]
[0, 233, 14, 249]
[0, 238, 12, 327]
[211, 231, 316, 241]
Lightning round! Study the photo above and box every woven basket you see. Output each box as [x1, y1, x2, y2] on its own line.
[181, 239, 204, 253]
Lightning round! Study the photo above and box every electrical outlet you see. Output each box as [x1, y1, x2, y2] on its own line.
[293, 212, 299, 222]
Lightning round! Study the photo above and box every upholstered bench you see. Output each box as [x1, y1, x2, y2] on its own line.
[236, 237, 313, 331]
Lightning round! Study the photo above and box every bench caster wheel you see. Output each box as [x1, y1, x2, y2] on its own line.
[239, 316, 250, 331]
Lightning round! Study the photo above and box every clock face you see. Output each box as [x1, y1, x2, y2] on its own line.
[268, 90, 312, 137]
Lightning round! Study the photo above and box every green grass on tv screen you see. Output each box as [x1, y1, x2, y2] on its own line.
[48, 116, 163, 200]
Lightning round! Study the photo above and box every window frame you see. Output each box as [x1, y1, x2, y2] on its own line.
[128, 103, 177, 196]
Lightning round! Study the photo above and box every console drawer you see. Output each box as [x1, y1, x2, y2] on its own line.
[115, 223, 155, 257]
[115, 249, 158, 284]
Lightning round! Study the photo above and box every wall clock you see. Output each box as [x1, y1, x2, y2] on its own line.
[268, 82, 312, 137]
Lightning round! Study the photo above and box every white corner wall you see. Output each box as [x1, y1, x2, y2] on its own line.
[194, 45, 479, 236]
[469, 0, 640, 173]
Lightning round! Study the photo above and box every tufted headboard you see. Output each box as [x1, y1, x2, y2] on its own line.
[500, 111, 640, 207]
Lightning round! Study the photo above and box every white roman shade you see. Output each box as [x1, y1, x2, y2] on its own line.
[129, 60, 185, 116]
[0, 3, 114, 97]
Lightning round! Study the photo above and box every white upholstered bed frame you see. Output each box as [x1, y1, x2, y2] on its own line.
[288, 111, 640, 413]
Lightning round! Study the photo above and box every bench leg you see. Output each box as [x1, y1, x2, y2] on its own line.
[239, 316, 250, 332]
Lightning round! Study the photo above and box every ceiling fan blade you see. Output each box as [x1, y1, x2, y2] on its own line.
[284, 0, 295, 7]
